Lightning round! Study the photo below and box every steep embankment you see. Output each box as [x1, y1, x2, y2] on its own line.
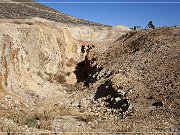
[0, 17, 130, 133]
[1, 0, 179, 134]
[74, 27, 180, 132]
[0, 18, 82, 99]
[0, 19, 179, 134]
[0, 18, 88, 133]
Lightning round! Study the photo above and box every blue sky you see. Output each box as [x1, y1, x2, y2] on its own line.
[36, 0, 180, 27]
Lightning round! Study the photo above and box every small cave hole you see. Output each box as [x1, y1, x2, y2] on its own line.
[152, 101, 163, 107]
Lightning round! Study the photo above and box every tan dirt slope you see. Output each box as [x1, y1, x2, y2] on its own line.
[0, 0, 179, 134]
[78, 27, 180, 133]
[0, 18, 130, 134]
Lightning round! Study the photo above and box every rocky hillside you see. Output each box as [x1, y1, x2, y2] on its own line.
[0, 17, 130, 133]
[76, 27, 180, 133]
[0, 0, 179, 134]
[0, 0, 109, 26]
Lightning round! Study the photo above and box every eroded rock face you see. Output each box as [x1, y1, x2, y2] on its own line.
[0, 18, 131, 133]
[0, 19, 82, 98]
[0, 18, 130, 99]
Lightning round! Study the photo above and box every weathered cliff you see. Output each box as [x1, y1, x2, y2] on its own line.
[0, 18, 180, 134]
[0, 19, 79, 99]
[0, 18, 129, 99]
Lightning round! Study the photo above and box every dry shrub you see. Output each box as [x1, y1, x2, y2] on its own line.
[23, 117, 38, 128]
[46, 72, 66, 84]
[75, 115, 94, 123]
[13, 21, 22, 24]
[54, 74, 66, 84]
[1, 104, 76, 131]
[66, 72, 71, 76]
[37, 71, 44, 79]
[46, 73, 54, 83]
[65, 58, 76, 67]
[5, 111, 53, 130]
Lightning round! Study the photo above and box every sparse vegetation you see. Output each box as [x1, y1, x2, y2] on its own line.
[66, 72, 71, 76]
[54, 74, 66, 84]
[23, 117, 38, 128]
[2, 106, 72, 131]
[75, 115, 94, 123]
[45, 72, 66, 84]
[13, 21, 22, 24]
